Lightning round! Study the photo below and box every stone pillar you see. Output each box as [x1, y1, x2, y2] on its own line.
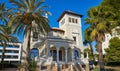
[57, 48, 59, 63]
[72, 49, 74, 62]
[48, 47, 50, 57]
[65, 49, 68, 63]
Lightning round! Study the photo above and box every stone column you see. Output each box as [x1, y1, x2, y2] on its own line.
[65, 49, 68, 63]
[48, 47, 50, 57]
[57, 48, 59, 63]
[72, 49, 74, 62]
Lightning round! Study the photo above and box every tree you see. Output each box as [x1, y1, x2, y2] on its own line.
[0, 3, 7, 22]
[83, 28, 95, 63]
[102, 0, 120, 11]
[0, 3, 18, 69]
[105, 37, 120, 62]
[86, 6, 116, 71]
[101, 0, 120, 33]
[9, 0, 50, 70]
[0, 3, 12, 23]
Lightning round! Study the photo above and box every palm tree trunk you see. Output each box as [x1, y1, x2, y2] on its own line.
[26, 27, 31, 69]
[98, 41, 105, 71]
[89, 42, 95, 64]
[1, 42, 7, 69]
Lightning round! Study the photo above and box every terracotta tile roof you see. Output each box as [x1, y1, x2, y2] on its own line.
[51, 28, 65, 32]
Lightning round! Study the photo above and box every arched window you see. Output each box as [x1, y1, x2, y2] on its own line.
[30, 48, 39, 60]
[74, 50, 79, 58]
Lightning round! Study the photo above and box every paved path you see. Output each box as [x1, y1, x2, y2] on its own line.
[0, 68, 19, 71]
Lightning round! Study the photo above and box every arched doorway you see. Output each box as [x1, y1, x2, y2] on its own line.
[50, 47, 57, 61]
[59, 47, 65, 61]
[30, 48, 39, 61]
[68, 48, 72, 62]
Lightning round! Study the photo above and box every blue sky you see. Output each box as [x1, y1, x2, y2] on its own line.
[45, 0, 102, 40]
[0, 0, 102, 52]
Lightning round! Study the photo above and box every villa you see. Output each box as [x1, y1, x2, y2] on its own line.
[22, 11, 89, 71]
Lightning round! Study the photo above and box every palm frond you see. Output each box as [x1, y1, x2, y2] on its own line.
[91, 28, 97, 40]
[8, 35, 18, 42]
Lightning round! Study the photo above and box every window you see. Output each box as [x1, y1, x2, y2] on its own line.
[69, 17, 71, 22]
[33, 32, 38, 38]
[13, 56, 18, 59]
[74, 50, 79, 59]
[73, 36, 76, 44]
[69, 18, 78, 24]
[33, 32, 38, 41]
[61, 19, 65, 24]
[14, 51, 19, 53]
[72, 18, 74, 23]
[14, 45, 19, 48]
[6, 56, 11, 58]
[30, 48, 39, 60]
[73, 36, 76, 41]
[7, 45, 12, 48]
[75, 19, 78, 23]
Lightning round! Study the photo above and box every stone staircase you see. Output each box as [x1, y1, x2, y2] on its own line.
[51, 64, 58, 71]
[37, 58, 89, 71]
[71, 63, 82, 71]
[61, 64, 71, 71]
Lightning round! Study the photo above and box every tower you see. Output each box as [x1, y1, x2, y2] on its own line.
[57, 10, 83, 51]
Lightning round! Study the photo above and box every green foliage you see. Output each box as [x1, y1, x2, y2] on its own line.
[94, 54, 99, 61]
[9, 0, 51, 36]
[105, 37, 120, 62]
[102, 0, 120, 11]
[85, 0, 118, 70]
[29, 60, 37, 71]
[101, 0, 120, 27]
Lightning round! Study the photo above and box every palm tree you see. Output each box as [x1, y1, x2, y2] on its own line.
[86, 6, 116, 71]
[83, 28, 95, 64]
[0, 24, 18, 69]
[0, 3, 18, 69]
[0, 3, 12, 22]
[9, 0, 50, 69]
[0, 3, 7, 22]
